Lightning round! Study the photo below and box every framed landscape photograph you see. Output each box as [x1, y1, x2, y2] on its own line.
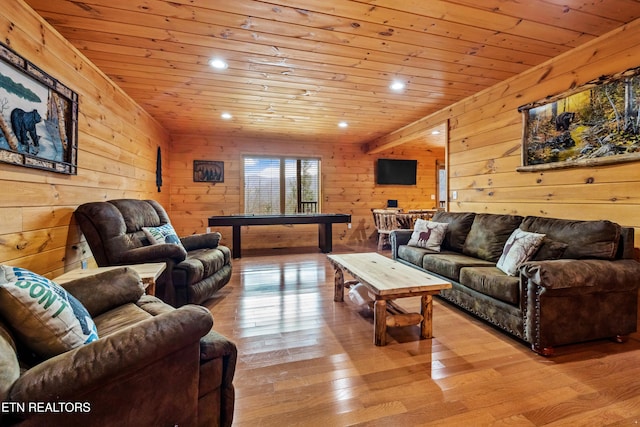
[0, 42, 78, 174]
[518, 66, 640, 171]
[194, 160, 224, 183]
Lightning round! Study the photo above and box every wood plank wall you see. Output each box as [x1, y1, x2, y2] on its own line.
[6, 1, 636, 275]
[169, 135, 443, 251]
[369, 19, 640, 255]
[0, 1, 171, 278]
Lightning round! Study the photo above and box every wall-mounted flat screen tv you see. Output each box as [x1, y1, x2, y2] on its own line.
[376, 159, 417, 185]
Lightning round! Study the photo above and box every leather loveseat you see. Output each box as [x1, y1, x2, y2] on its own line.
[75, 199, 232, 307]
[391, 211, 640, 355]
[0, 267, 236, 426]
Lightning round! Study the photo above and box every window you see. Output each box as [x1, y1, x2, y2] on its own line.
[243, 156, 320, 214]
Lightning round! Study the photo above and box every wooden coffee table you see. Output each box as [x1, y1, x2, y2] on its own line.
[327, 253, 451, 346]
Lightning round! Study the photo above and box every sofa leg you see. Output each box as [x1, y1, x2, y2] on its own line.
[532, 344, 554, 357]
[613, 335, 629, 343]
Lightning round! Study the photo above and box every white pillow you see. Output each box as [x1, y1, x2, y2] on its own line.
[407, 219, 449, 252]
[0, 266, 99, 358]
[142, 223, 184, 248]
[496, 229, 546, 276]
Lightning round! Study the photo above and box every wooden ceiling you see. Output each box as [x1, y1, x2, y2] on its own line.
[25, 0, 640, 147]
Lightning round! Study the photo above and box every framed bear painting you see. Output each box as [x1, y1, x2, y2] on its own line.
[518, 65, 640, 171]
[0, 42, 78, 174]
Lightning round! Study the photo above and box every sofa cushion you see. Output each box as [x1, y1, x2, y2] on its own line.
[0, 266, 99, 358]
[109, 199, 162, 232]
[93, 303, 152, 337]
[60, 267, 145, 317]
[431, 211, 476, 252]
[397, 245, 435, 267]
[520, 216, 621, 260]
[462, 214, 524, 262]
[460, 267, 520, 305]
[422, 253, 495, 282]
[407, 220, 448, 251]
[496, 229, 546, 276]
[531, 237, 568, 261]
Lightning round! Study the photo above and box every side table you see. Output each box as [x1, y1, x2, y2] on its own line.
[54, 262, 166, 296]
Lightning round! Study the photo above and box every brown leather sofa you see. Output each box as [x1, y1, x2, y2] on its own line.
[391, 212, 640, 355]
[75, 199, 232, 307]
[0, 267, 236, 426]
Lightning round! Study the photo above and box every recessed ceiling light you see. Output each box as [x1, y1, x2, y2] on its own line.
[221, 112, 232, 120]
[431, 130, 440, 135]
[209, 58, 228, 69]
[390, 81, 405, 91]
[338, 121, 348, 128]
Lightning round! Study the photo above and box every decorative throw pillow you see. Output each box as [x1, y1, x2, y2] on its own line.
[142, 223, 184, 247]
[496, 229, 546, 276]
[407, 219, 449, 252]
[0, 266, 99, 358]
[531, 238, 568, 261]
[431, 211, 476, 252]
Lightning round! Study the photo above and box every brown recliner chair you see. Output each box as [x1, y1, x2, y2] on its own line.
[0, 267, 236, 427]
[75, 199, 232, 307]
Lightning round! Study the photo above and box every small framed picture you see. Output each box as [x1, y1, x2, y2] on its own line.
[193, 160, 224, 183]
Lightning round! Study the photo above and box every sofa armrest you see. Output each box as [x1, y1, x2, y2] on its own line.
[9, 305, 213, 403]
[181, 232, 221, 251]
[390, 230, 412, 259]
[521, 259, 640, 293]
[200, 330, 237, 379]
[199, 329, 237, 427]
[522, 259, 640, 353]
[114, 243, 187, 265]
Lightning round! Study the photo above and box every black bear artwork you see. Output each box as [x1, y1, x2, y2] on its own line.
[10, 108, 42, 154]
[555, 111, 575, 131]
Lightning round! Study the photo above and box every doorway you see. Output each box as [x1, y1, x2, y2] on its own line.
[437, 160, 447, 210]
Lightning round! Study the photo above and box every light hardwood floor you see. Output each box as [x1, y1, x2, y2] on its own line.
[204, 243, 640, 426]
